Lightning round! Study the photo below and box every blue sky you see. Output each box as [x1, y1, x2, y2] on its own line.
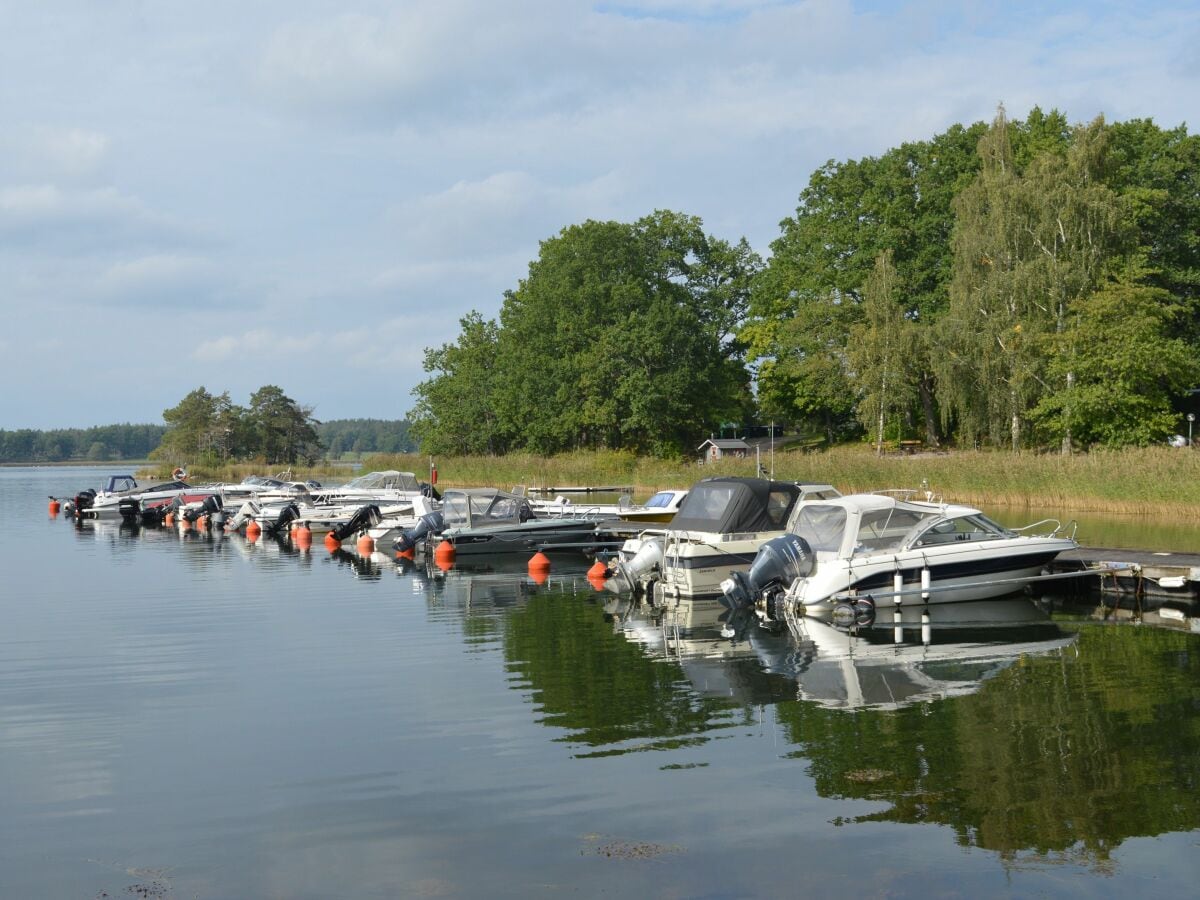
[2, 0, 1197, 428]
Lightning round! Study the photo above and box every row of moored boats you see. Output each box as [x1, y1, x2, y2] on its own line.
[56, 470, 1081, 633]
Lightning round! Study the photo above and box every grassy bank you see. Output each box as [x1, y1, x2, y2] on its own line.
[141, 445, 1200, 518]
[359, 446, 1200, 518]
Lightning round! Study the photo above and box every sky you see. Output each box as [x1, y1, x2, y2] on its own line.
[2, 0, 1198, 429]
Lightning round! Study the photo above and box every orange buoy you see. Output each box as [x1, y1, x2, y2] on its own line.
[435, 554, 454, 572]
[396, 546, 415, 560]
[528, 550, 552, 575]
[246, 519, 261, 541]
[295, 522, 312, 548]
[434, 539, 456, 564]
[164, 512, 175, 526]
[356, 533, 375, 555]
[196, 514, 209, 530]
[588, 573, 608, 592]
[324, 532, 341, 551]
[48, 499, 61, 516]
[588, 558, 609, 579]
[529, 567, 549, 586]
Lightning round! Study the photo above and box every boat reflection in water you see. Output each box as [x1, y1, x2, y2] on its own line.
[612, 594, 1078, 711]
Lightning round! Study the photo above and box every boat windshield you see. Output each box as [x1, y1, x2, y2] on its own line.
[912, 513, 1015, 547]
[645, 491, 678, 508]
[791, 505, 848, 553]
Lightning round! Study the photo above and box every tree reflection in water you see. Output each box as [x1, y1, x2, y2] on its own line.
[503, 587, 1200, 865]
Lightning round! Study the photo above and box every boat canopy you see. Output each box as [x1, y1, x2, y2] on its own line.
[341, 470, 421, 491]
[667, 477, 802, 534]
[441, 488, 534, 529]
[790, 495, 1015, 559]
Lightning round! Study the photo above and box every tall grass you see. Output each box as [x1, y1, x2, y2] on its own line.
[148, 446, 1200, 518]
[361, 446, 1200, 518]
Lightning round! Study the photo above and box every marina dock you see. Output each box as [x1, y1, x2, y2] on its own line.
[1050, 546, 1200, 601]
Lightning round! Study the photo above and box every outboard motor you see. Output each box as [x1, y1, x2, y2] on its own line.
[266, 502, 301, 535]
[720, 534, 814, 624]
[226, 500, 257, 532]
[394, 510, 445, 554]
[118, 497, 142, 524]
[419, 482, 441, 501]
[184, 494, 223, 524]
[330, 504, 383, 542]
[605, 537, 665, 596]
[72, 489, 96, 518]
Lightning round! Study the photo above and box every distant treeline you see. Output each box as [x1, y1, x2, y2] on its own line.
[0, 418, 413, 463]
[319, 418, 416, 456]
[0, 424, 167, 463]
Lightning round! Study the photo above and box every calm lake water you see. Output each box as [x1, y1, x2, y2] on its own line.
[3, 466, 1198, 898]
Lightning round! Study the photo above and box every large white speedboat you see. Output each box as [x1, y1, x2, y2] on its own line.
[721, 493, 1078, 629]
[605, 477, 842, 601]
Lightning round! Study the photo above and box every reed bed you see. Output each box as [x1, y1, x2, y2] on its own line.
[360, 446, 1200, 518]
[146, 446, 1200, 519]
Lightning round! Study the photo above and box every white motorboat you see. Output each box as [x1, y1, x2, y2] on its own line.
[529, 488, 688, 523]
[721, 492, 1078, 629]
[73, 474, 218, 521]
[308, 470, 429, 505]
[605, 477, 842, 601]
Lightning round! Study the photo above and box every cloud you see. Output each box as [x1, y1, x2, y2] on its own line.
[0, 184, 205, 254]
[92, 254, 225, 307]
[1, 126, 110, 180]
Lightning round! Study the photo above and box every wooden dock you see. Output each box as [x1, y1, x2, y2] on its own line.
[1050, 546, 1200, 601]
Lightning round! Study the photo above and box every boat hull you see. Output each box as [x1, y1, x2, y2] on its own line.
[794, 539, 1076, 620]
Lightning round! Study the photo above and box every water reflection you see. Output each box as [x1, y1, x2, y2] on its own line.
[592, 594, 1200, 864]
[10, 468, 1200, 894]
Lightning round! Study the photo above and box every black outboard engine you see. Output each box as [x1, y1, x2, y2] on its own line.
[266, 502, 302, 535]
[330, 504, 383, 542]
[72, 489, 96, 517]
[394, 510, 445, 554]
[118, 497, 142, 524]
[184, 494, 224, 524]
[419, 482, 441, 501]
[720, 533, 814, 625]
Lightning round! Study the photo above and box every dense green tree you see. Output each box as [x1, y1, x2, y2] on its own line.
[155, 387, 223, 463]
[1106, 119, 1200, 339]
[936, 111, 1129, 450]
[747, 121, 986, 443]
[247, 385, 321, 465]
[409, 312, 505, 455]
[413, 210, 758, 457]
[847, 251, 919, 451]
[1031, 277, 1200, 446]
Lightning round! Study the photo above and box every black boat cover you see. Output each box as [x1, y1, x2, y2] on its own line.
[666, 477, 803, 534]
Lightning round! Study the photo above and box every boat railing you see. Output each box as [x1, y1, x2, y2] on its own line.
[870, 487, 942, 503]
[1011, 518, 1077, 540]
